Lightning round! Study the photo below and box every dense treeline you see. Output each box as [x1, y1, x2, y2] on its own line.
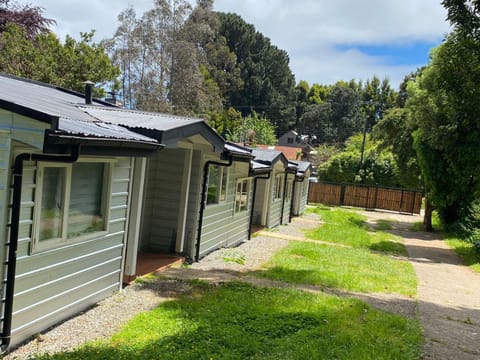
[2, 0, 480, 234]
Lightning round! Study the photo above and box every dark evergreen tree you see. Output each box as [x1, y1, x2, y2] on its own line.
[217, 12, 297, 134]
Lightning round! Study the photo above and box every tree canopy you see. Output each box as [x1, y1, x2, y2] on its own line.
[0, 24, 119, 96]
[407, 32, 480, 225]
[0, 0, 54, 39]
[226, 111, 277, 146]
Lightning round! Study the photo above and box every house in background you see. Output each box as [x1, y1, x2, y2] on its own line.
[0, 74, 160, 349]
[277, 130, 303, 147]
[289, 160, 313, 218]
[255, 144, 302, 160]
[250, 148, 297, 229]
[276, 130, 316, 164]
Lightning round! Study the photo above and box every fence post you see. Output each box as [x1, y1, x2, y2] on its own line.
[366, 186, 371, 210]
[410, 191, 417, 214]
[400, 189, 404, 212]
[374, 184, 378, 210]
[340, 183, 346, 206]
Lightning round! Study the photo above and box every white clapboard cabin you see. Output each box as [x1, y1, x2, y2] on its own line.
[98, 118, 256, 270]
[0, 74, 160, 349]
[250, 148, 297, 229]
[289, 160, 313, 218]
[76, 108, 230, 272]
[197, 143, 255, 260]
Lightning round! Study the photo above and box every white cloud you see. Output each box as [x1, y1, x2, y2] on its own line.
[36, 0, 451, 88]
[214, 0, 449, 47]
[214, 0, 450, 87]
[37, 0, 154, 40]
[292, 45, 420, 87]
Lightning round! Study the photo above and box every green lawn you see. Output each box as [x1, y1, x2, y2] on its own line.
[34, 281, 422, 360]
[445, 236, 480, 273]
[255, 241, 416, 296]
[305, 207, 407, 256]
[255, 206, 417, 296]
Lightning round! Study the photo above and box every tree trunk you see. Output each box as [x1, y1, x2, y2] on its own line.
[423, 196, 433, 232]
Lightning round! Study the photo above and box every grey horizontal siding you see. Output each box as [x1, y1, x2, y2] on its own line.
[184, 150, 202, 259]
[252, 178, 268, 226]
[0, 134, 10, 307]
[282, 174, 295, 224]
[10, 155, 133, 347]
[141, 149, 185, 252]
[6, 111, 49, 150]
[199, 161, 252, 258]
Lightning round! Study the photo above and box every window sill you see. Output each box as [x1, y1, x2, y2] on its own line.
[31, 230, 109, 254]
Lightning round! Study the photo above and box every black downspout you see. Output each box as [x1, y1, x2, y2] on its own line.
[289, 177, 305, 222]
[280, 172, 289, 225]
[1, 145, 80, 353]
[195, 157, 233, 262]
[248, 172, 270, 240]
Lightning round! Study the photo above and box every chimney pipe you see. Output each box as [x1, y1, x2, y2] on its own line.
[84, 80, 94, 105]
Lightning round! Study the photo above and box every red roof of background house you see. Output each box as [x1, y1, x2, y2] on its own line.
[255, 145, 302, 160]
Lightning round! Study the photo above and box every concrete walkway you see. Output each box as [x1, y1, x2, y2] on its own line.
[167, 210, 480, 359]
[403, 230, 480, 359]
[360, 211, 480, 359]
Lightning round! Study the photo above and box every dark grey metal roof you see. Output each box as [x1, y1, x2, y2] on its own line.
[80, 106, 225, 150]
[289, 160, 312, 174]
[55, 118, 158, 144]
[224, 142, 253, 159]
[250, 160, 272, 174]
[80, 106, 204, 131]
[0, 73, 112, 122]
[0, 74, 224, 151]
[251, 148, 288, 167]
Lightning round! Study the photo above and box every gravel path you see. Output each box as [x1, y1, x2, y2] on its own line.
[6, 208, 480, 359]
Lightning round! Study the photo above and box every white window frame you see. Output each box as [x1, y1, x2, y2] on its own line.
[234, 178, 251, 214]
[32, 160, 112, 252]
[207, 165, 228, 205]
[273, 174, 284, 200]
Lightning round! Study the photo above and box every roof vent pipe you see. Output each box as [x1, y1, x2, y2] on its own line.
[84, 80, 94, 104]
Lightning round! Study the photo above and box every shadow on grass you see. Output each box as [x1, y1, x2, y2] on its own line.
[346, 215, 367, 228]
[251, 266, 342, 290]
[32, 282, 421, 360]
[370, 240, 408, 256]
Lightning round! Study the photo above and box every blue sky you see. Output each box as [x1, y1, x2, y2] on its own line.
[37, 0, 451, 89]
[336, 42, 439, 66]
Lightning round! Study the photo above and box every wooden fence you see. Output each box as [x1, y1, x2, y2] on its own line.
[308, 182, 423, 214]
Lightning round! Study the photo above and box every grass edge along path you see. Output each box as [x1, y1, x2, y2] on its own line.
[32, 281, 423, 360]
[255, 206, 417, 297]
[254, 240, 417, 296]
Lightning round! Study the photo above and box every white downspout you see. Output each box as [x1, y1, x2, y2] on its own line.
[123, 157, 147, 277]
[176, 146, 193, 253]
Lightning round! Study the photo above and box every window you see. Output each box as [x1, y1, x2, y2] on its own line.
[285, 179, 293, 201]
[35, 162, 109, 248]
[207, 165, 227, 205]
[273, 174, 284, 200]
[287, 137, 294, 144]
[235, 179, 251, 213]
